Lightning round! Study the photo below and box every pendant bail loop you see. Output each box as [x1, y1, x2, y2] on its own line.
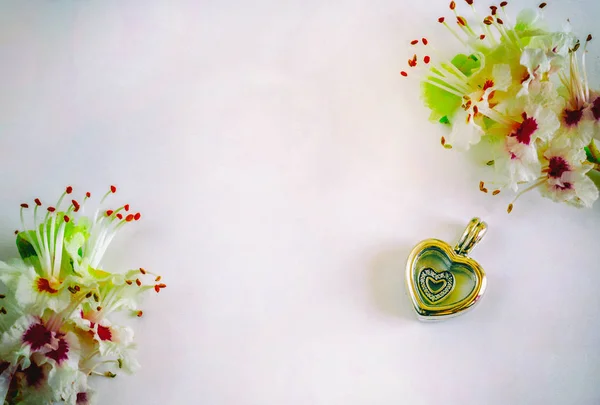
[454, 217, 487, 256]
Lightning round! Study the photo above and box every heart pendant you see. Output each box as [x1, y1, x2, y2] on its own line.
[406, 218, 488, 321]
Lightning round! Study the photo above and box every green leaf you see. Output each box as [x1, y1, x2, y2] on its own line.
[421, 53, 482, 124]
[588, 169, 600, 190]
[588, 141, 600, 163]
[515, 9, 538, 32]
[16, 232, 37, 260]
[15, 231, 43, 274]
[421, 81, 462, 122]
[585, 146, 595, 163]
[450, 54, 481, 77]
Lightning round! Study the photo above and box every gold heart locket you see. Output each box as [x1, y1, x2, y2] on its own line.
[406, 218, 488, 321]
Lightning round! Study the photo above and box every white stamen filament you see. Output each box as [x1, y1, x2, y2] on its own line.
[511, 179, 546, 205]
[93, 220, 129, 268]
[423, 79, 465, 97]
[582, 44, 590, 102]
[500, 8, 523, 49]
[442, 22, 469, 47]
[478, 106, 516, 126]
[493, 21, 518, 49]
[49, 212, 57, 270]
[33, 204, 52, 274]
[427, 68, 471, 93]
[53, 219, 67, 279]
[569, 52, 587, 107]
[424, 43, 473, 84]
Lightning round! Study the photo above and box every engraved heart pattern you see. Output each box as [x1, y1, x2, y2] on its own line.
[406, 238, 487, 320]
[418, 267, 454, 302]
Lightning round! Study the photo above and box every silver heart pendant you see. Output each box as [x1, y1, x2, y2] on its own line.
[406, 218, 488, 321]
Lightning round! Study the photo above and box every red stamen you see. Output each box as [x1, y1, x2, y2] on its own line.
[66, 186, 73, 194]
[424, 56, 431, 64]
[422, 37, 428, 45]
[20, 203, 29, 208]
[483, 16, 493, 25]
[539, 2, 547, 8]
[500, 1, 507, 6]
[125, 214, 134, 222]
[450, 1, 456, 10]
[72, 200, 80, 212]
[64, 215, 70, 223]
[438, 17, 445, 23]
[134, 212, 141, 220]
[126, 280, 133, 285]
[158, 283, 167, 288]
[35, 198, 42, 206]
[14, 230, 19, 235]
[480, 34, 486, 40]
[135, 279, 142, 286]
[155, 276, 162, 282]
[105, 210, 114, 217]
[496, 18, 504, 24]
[401, 71, 408, 77]
[411, 39, 419, 45]
[36, 278, 59, 294]
[47, 207, 56, 213]
[457, 16, 467, 26]
[124, 204, 130, 211]
[483, 79, 494, 91]
[137, 311, 143, 317]
[110, 185, 117, 193]
[140, 268, 147, 274]
[465, 0, 473, 4]
[116, 213, 123, 220]
[86, 192, 91, 198]
[154, 285, 161, 293]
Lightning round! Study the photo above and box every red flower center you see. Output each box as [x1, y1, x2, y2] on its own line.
[97, 325, 113, 341]
[23, 323, 52, 350]
[555, 182, 573, 190]
[563, 107, 584, 126]
[511, 114, 538, 145]
[36, 277, 58, 294]
[23, 361, 47, 388]
[77, 392, 89, 405]
[592, 97, 600, 121]
[46, 337, 69, 365]
[482, 79, 494, 91]
[547, 156, 570, 178]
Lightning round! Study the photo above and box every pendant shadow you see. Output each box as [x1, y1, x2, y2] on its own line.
[368, 245, 416, 320]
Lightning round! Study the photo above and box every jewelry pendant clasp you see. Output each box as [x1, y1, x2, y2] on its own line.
[454, 217, 487, 256]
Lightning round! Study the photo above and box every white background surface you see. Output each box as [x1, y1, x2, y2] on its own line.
[1, 0, 600, 404]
